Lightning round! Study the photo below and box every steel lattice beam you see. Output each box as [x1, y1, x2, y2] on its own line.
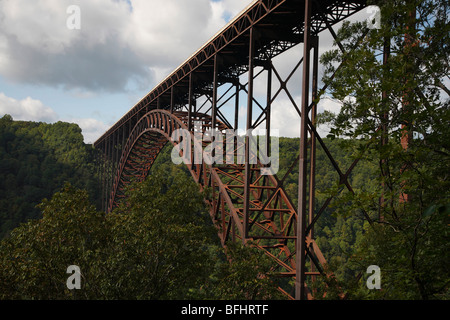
[94, 0, 370, 300]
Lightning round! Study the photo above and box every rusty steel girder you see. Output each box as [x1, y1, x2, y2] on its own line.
[94, 0, 370, 300]
[105, 109, 328, 299]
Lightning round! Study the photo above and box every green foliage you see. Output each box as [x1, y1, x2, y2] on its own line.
[277, 135, 379, 290]
[0, 168, 212, 299]
[2, 19, 449, 298]
[0, 184, 107, 299]
[0, 165, 284, 300]
[203, 241, 286, 300]
[105, 167, 216, 299]
[343, 203, 450, 300]
[0, 115, 100, 239]
[318, 0, 450, 299]
[0, 115, 370, 300]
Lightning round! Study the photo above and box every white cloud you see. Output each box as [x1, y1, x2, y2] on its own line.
[124, 0, 220, 66]
[0, 0, 254, 92]
[316, 96, 343, 137]
[319, 96, 343, 114]
[269, 97, 301, 138]
[0, 0, 146, 91]
[67, 117, 110, 144]
[0, 92, 108, 143]
[0, 0, 256, 143]
[245, 94, 343, 139]
[0, 0, 361, 143]
[0, 92, 58, 122]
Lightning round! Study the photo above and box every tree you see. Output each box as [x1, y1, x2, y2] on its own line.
[0, 184, 108, 299]
[319, 0, 450, 299]
[0, 162, 287, 299]
[204, 241, 287, 300]
[0, 116, 101, 239]
[104, 167, 216, 299]
[0, 166, 216, 299]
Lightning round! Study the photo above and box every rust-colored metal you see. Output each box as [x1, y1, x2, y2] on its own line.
[296, 0, 312, 300]
[94, 0, 369, 300]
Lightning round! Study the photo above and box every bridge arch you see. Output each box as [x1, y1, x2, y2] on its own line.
[109, 110, 214, 212]
[107, 109, 329, 299]
[94, 0, 373, 300]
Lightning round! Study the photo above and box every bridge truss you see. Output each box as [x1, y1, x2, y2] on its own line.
[94, 0, 369, 300]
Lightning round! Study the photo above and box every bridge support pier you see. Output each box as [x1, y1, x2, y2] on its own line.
[243, 26, 255, 243]
[296, 0, 312, 301]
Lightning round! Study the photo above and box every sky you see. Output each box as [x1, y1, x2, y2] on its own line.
[0, 0, 374, 143]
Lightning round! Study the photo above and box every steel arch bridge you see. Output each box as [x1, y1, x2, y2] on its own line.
[94, 0, 371, 300]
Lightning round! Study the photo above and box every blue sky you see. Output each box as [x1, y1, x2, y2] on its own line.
[0, 0, 251, 142]
[0, 0, 373, 143]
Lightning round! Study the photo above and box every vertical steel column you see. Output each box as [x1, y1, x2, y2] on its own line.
[188, 73, 193, 132]
[212, 54, 219, 131]
[104, 138, 110, 212]
[243, 27, 255, 242]
[265, 60, 272, 157]
[109, 136, 114, 212]
[110, 138, 113, 211]
[210, 55, 219, 224]
[308, 36, 319, 285]
[111, 133, 115, 211]
[170, 87, 174, 113]
[113, 131, 118, 184]
[234, 80, 240, 160]
[122, 125, 126, 163]
[103, 140, 107, 212]
[101, 142, 106, 212]
[95, 146, 99, 208]
[296, 0, 312, 300]
[96, 147, 102, 210]
[234, 80, 240, 130]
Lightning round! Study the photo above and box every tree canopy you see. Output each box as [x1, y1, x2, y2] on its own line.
[0, 115, 100, 239]
[317, 0, 450, 299]
[0, 166, 283, 299]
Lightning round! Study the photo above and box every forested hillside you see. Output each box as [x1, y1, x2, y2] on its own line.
[0, 114, 100, 239]
[0, 114, 377, 297]
[0, 115, 447, 300]
[0, 114, 371, 249]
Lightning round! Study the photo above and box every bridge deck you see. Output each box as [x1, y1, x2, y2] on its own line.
[94, 0, 366, 148]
